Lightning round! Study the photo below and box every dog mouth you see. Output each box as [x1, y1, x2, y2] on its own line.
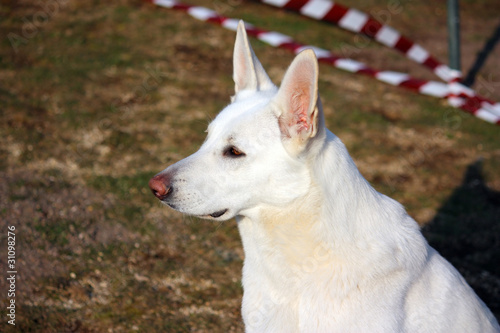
[165, 202, 228, 219]
[206, 209, 228, 219]
[162, 201, 229, 219]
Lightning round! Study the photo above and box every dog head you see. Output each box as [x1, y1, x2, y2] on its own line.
[149, 21, 325, 221]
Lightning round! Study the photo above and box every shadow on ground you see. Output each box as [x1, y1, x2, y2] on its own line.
[422, 159, 500, 321]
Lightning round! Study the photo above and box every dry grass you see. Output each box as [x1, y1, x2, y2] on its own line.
[0, 0, 499, 331]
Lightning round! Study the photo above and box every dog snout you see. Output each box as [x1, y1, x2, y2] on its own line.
[149, 173, 173, 201]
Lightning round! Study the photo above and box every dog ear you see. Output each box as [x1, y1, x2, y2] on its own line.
[274, 49, 320, 149]
[233, 21, 273, 93]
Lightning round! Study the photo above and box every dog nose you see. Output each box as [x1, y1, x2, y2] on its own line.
[149, 173, 172, 201]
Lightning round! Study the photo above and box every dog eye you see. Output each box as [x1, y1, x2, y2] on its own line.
[224, 146, 245, 158]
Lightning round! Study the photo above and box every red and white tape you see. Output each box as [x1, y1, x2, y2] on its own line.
[258, 0, 500, 124]
[146, 0, 500, 125]
[260, 0, 460, 83]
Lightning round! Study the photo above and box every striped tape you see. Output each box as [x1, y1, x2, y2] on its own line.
[145, 0, 500, 125]
[258, 0, 500, 124]
[260, 0, 460, 83]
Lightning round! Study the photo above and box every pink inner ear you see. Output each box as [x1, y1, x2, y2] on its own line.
[235, 51, 251, 91]
[290, 90, 310, 133]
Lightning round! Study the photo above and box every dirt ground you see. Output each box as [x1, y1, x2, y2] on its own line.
[0, 0, 499, 331]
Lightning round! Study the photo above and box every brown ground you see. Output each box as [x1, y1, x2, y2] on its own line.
[0, 0, 499, 331]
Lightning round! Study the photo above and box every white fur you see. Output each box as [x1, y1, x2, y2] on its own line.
[153, 21, 500, 332]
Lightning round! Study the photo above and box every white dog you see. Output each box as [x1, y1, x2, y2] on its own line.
[149, 21, 500, 332]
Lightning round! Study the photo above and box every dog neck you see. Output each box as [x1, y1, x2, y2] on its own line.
[236, 128, 426, 278]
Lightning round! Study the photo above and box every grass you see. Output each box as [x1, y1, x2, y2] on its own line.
[0, 0, 499, 331]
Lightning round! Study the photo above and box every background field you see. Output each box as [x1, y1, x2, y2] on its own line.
[1, 0, 499, 331]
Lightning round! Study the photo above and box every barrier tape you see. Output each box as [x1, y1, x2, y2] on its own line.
[257, 0, 500, 123]
[260, 0, 459, 83]
[145, 0, 500, 125]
